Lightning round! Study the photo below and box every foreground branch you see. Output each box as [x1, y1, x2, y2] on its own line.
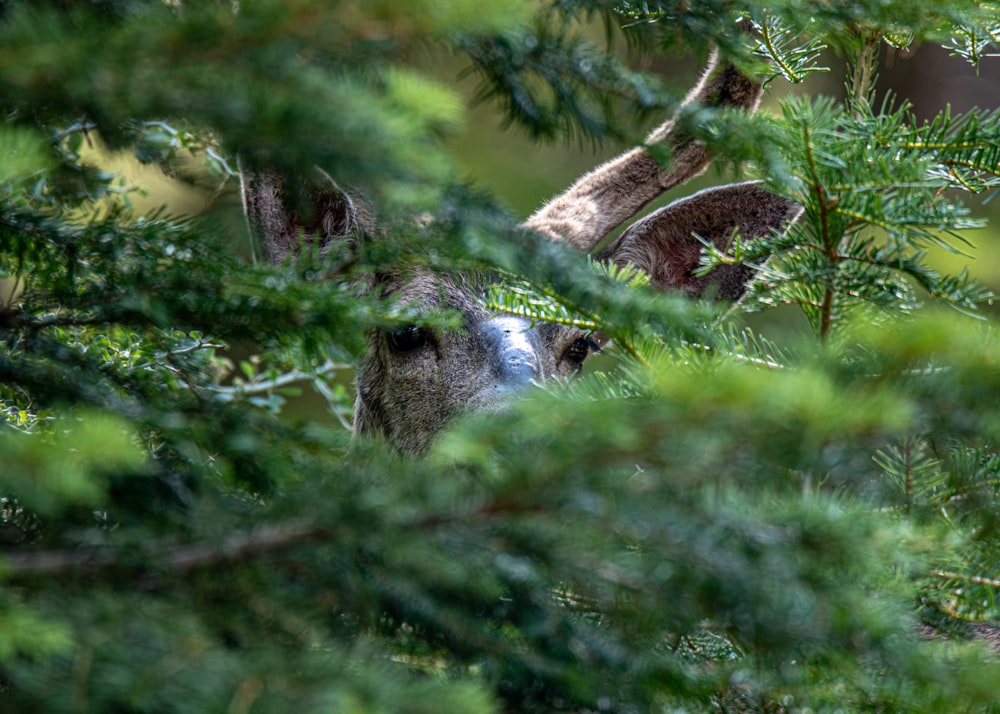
[2, 519, 331, 579]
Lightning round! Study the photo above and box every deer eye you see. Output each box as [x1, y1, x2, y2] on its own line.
[387, 325, 429, 353]
[563, 337, 594, 369]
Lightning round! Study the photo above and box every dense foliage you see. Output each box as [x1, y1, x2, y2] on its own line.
[3, 1, 1000, 712]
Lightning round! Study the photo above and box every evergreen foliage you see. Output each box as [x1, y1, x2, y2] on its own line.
[3, 1, 1000, 712]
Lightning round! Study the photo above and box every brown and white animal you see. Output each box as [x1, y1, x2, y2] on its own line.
[241, 49, 801, 455]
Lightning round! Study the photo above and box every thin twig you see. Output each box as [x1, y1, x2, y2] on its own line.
[210, 359, 351, 397]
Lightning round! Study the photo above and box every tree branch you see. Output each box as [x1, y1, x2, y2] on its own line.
[2, 519, 333, 580]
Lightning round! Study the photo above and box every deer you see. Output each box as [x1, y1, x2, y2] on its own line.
[240, 43, 802, 456]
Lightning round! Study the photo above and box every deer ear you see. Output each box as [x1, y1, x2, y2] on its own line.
[240, 166, 373, 264]
[596, 181, 801, 300]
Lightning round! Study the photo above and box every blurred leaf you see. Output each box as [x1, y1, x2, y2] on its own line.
[0, 413, 144, 517]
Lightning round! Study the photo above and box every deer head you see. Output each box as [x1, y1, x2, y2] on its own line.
[241, 49, 802, 455]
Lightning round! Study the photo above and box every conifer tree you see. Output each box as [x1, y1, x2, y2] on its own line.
[3, 2, 1000, 713]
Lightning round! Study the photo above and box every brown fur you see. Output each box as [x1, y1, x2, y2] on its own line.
[596, 182, 802, 298]
[523, 60, 763, 250]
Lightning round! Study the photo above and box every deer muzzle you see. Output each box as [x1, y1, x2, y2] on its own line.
[482, 315, 539, 389]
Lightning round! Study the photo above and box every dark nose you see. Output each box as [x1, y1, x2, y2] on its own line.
[481, 315, 538, 387]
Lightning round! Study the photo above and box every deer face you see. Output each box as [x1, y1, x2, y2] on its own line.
[351, 270, 598, 454]
[241, 49, 802, 455]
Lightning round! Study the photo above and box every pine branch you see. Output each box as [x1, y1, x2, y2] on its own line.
[933, 570, 1000, 591]
[752, 15, 829, 85]
[1, 519, 332, 579]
